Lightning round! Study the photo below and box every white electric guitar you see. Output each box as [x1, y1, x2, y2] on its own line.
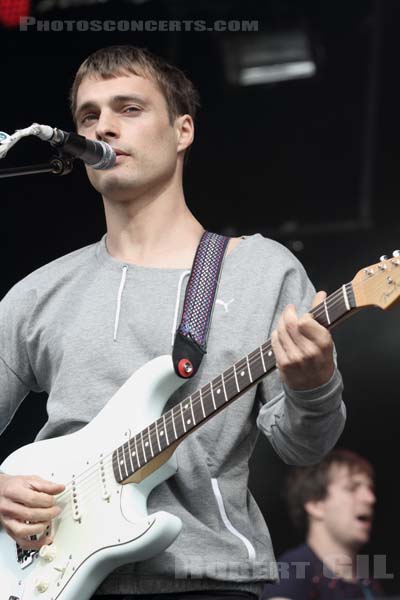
[0, 254, 399, 600]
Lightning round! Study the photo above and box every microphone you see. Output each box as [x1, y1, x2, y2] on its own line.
[36, 125, 116, 170]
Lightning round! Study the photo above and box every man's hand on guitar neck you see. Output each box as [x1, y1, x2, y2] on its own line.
[0, 473, 64, 550]
[271, 291, 335, 391]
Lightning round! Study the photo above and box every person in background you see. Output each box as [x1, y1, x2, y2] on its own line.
[263, 449, 384, 599]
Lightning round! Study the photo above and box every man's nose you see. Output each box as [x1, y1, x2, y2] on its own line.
[95, 110, 120, 141]
[363, 486, 376, 505]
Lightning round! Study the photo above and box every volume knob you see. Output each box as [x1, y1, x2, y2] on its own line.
[39, 543, 57, 562]
[34, 578, 49, 593]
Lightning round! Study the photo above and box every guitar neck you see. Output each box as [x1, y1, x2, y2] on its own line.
[112, 283, 356, 484]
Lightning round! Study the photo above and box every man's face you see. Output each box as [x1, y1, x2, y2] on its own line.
[311, 465, 376, 551]
[75, 71, 185, 199]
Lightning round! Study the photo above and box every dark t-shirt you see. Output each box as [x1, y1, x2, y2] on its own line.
[262, 544, 384, 600]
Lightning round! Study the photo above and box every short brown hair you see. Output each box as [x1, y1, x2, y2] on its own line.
[285, 449, 374, 535]
[69, 45, 201, 124]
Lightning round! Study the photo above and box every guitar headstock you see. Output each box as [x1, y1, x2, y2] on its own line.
[352, 251, 400, 310]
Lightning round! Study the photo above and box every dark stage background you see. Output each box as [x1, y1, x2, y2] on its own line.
[1, 0, 400, 595]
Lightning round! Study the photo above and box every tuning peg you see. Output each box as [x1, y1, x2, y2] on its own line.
[380, 255, 388, 261]
[393, 250, 400, 257]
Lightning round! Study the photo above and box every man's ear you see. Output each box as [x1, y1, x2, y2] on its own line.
[305, 499, 325, 521]
[175, 114, 194, 153]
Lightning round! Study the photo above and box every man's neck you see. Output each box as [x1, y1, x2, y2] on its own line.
[103, 184, 204, 269]
[307, 530, 359, 582]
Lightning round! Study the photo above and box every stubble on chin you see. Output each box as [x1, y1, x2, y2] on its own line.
[89, 170, 139, 198]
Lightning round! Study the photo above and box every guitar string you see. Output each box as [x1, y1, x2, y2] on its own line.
[59, 269, 396, 524]
[55, 286, 353, 523]
[53, 264, 399, 527]
[55, 285, 350, 505]
[54, 285, 351, 509]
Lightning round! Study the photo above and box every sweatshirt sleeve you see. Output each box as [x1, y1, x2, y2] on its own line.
[0, 284, 42, 436]
[256, 245, 346, 465]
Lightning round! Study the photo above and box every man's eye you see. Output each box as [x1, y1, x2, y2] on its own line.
[124, 106, 140, 113]
[81, 114, 97, 124]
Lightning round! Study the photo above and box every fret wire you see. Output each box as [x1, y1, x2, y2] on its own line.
[233, 363, 240, 391]
[156, 417, 166, 448]
[192, 391, 204, 423]
[190, 396, 196, 425]
[123, 445, 130, 478]
[210, 381, 217, 410]
[260, 346, 266, 372]
[202, 383, 213, 416]
[134, 434, 141, 468]
[342, 285, 350, 311]
[246, 355, 253, 383]
[123, 444, 130, 479]
[155, 420, 162, 452]
[147, 425, 155, 458]
[162, 414, 170, 445]
[171, 406, 178, 440]
[141, 430, 147, 463]
[180, 403, 187, 433]
[250, 348, 264, 380]
[116, 447, 123, 482]
[120, 446, 128, 480]
[221, 373, 228, 402]
[122, 442, 128, 476]
[199, 387, 206, 418]
[323, 299, 331, 325]
[127, 437, 134, 474]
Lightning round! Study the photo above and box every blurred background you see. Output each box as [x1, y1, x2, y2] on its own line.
[1, 0, 399, 594]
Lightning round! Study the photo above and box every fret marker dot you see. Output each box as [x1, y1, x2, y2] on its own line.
[160, 431, 164, 436]
[132, 451, 136, 456]
[120, 460, 123, 465]
[268, 351, 273, 357]
[241, 371, 245, 376]
[187, 419, 191, 425]
[217, 389, 221, 394]
[184, 404, 189, 409]
[145, 442, 149, 447]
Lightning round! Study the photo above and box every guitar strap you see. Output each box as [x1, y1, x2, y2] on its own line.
[172, 231, 230, 379]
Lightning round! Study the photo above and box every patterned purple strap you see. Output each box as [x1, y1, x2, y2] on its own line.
[173, 231, 230, 378]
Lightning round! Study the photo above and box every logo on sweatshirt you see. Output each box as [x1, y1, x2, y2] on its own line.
[216, 298, 234, 313]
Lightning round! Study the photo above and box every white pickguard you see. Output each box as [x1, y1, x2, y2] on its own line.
[0, 355, 186, 600]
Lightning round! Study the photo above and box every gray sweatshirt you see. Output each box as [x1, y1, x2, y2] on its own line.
[0, 234, 345, 596]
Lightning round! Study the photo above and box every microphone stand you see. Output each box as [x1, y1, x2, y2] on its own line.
[0, 154, 74, 179]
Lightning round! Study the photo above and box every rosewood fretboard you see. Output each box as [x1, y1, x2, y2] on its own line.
[112, 283, 355, 483]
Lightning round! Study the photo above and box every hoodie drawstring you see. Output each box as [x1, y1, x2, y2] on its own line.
[113, 266, 190, 344]
[113, 265, 128, 341]
[170, 270, 190, 347]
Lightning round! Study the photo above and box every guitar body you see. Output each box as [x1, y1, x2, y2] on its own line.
[0, 355, 185, 600]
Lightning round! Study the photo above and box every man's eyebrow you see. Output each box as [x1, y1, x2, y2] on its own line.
[75, 94, 149, 120]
